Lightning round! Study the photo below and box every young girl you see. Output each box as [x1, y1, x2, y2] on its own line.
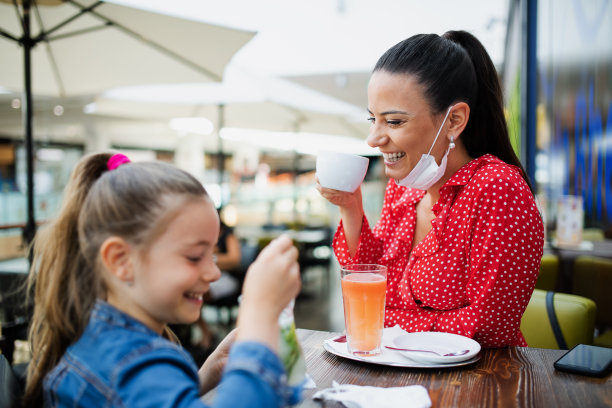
[24, 152, 301, 407]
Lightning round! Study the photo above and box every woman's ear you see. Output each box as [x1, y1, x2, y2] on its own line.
[448, 102, 470, 139]
[99, 236, 134, 283]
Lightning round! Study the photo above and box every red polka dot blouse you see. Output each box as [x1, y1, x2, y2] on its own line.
[333, 154, 544, 347]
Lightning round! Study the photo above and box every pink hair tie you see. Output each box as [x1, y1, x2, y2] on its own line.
[107, 153, 131, 170]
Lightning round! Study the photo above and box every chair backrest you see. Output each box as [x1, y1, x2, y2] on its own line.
[520, 289, 596, 349]
[572, 256, 612, 329]
[239, 241, 259, 272]
[0, 353, 22, 408]
[581, 228, 605, 242]
[536, 253, 559, 291]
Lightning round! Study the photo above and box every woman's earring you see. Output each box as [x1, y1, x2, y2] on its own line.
[449, 135, 456, 149]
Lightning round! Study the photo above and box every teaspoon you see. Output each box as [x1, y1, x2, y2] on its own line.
[384, 346, 470, 357]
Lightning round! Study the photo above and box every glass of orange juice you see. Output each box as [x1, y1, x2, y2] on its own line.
[340, 264, 387, 356]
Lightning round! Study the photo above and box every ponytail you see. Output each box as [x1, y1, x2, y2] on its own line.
[374, 30, 534, 193]
[24, 152, 208, 406]
[443, 31, 534, 193]
[25, 153, 111, 406]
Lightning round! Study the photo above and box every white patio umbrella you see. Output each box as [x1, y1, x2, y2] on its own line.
[89, 97, 369, 139]
[90, 67, 370, 139]
[0, 0, 255, 244]
[89, 92, 372, 185]
[87, 73, 373, 194]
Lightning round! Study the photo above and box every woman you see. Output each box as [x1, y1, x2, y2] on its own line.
[317, 31, 544, 347]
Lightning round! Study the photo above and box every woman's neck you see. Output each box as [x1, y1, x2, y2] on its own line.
[427, 145, 473, 199]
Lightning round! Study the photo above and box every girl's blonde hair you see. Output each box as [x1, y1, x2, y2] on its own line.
[24, 152, 208, 406]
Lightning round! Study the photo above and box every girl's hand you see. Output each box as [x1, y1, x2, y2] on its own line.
[198, 328, 237, 394]
[237, 235, 301, 351]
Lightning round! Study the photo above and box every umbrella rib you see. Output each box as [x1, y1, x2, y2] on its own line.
[0, 28, 20, 42]
[32, 2, 66, 96]
[45, 23, 112, 41]
[63, 0, 223, 82]
[12, 0, 25, 32]
[31, 0, 104, 43]
[1, 0, 24, 42]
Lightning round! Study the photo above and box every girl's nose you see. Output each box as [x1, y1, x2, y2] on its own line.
[204, 262, 222, 283]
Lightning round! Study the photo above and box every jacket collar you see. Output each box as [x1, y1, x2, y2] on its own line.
[412, 154, 506, 257]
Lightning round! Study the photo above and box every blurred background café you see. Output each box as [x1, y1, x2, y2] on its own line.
[1, 0, 611, 369]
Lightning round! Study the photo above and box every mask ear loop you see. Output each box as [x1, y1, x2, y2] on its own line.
[426, 105, 454, 156]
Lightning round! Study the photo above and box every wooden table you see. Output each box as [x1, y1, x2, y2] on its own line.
[296, 329, 612, 407]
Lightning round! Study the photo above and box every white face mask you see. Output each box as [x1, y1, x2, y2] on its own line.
[396, 106, 455, 190]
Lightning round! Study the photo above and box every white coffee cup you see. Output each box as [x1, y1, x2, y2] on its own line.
[316, 151, 369, 193]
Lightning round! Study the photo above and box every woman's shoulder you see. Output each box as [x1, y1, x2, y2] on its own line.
[469, 154, 528, 189]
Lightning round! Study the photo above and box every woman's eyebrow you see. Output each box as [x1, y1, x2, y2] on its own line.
[368, 109, 411, 115]
[382, 109, 410, 115]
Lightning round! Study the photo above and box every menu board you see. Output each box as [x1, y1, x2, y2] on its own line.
[555, 195, 583, 246]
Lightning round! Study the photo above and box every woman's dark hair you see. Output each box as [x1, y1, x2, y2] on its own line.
[374, 30, 534, 193]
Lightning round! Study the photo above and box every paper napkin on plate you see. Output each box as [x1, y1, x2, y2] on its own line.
[313, 381, 431, 408]
[323, 325, 416, 365]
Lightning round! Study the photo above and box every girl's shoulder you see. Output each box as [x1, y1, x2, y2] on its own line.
[46, 320, 199, 406]
[69, 302, 196, 381]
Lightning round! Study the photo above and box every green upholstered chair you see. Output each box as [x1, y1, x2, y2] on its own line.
[572, 256, 612, 348]
[536, 253, 559, 291]
[581, 228, 605, 242]
[520, 289, 596, 349]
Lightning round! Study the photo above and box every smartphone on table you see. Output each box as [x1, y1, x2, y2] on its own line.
[553, 344, 612, 377]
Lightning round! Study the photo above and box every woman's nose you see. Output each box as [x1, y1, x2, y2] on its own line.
[367, 126, 387, 148]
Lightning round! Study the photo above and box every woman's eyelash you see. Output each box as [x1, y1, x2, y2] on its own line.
[367, 117, 402, 126]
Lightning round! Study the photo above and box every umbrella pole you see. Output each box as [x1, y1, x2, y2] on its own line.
[217, 104, 225, 186]
[21, 0, 37, 251]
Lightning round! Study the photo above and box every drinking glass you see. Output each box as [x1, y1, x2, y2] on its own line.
[340, 264, 387, 356]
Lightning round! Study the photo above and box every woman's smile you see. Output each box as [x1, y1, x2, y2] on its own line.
[382, 151, 406, 165]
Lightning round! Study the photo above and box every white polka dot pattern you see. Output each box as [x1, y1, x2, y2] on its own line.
[332, 155, 544, 347]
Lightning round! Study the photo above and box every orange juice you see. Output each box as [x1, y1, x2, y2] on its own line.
[341, 271, 386, 356]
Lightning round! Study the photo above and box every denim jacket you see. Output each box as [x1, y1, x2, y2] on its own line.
[44, 300, 297, 407]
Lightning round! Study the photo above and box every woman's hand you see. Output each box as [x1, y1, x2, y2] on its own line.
[316, 178, 364, 257]
[315, 177, 363, 209]
[236, 235, 301, 351]
[198, 328, 237, 395]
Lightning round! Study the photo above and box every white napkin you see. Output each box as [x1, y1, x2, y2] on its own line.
[313, 381, 431, 408]
[302, 373, 317, 389]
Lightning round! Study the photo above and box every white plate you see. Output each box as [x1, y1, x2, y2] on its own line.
[323, 326, 480, 368]
[393, 331, 481, 364]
